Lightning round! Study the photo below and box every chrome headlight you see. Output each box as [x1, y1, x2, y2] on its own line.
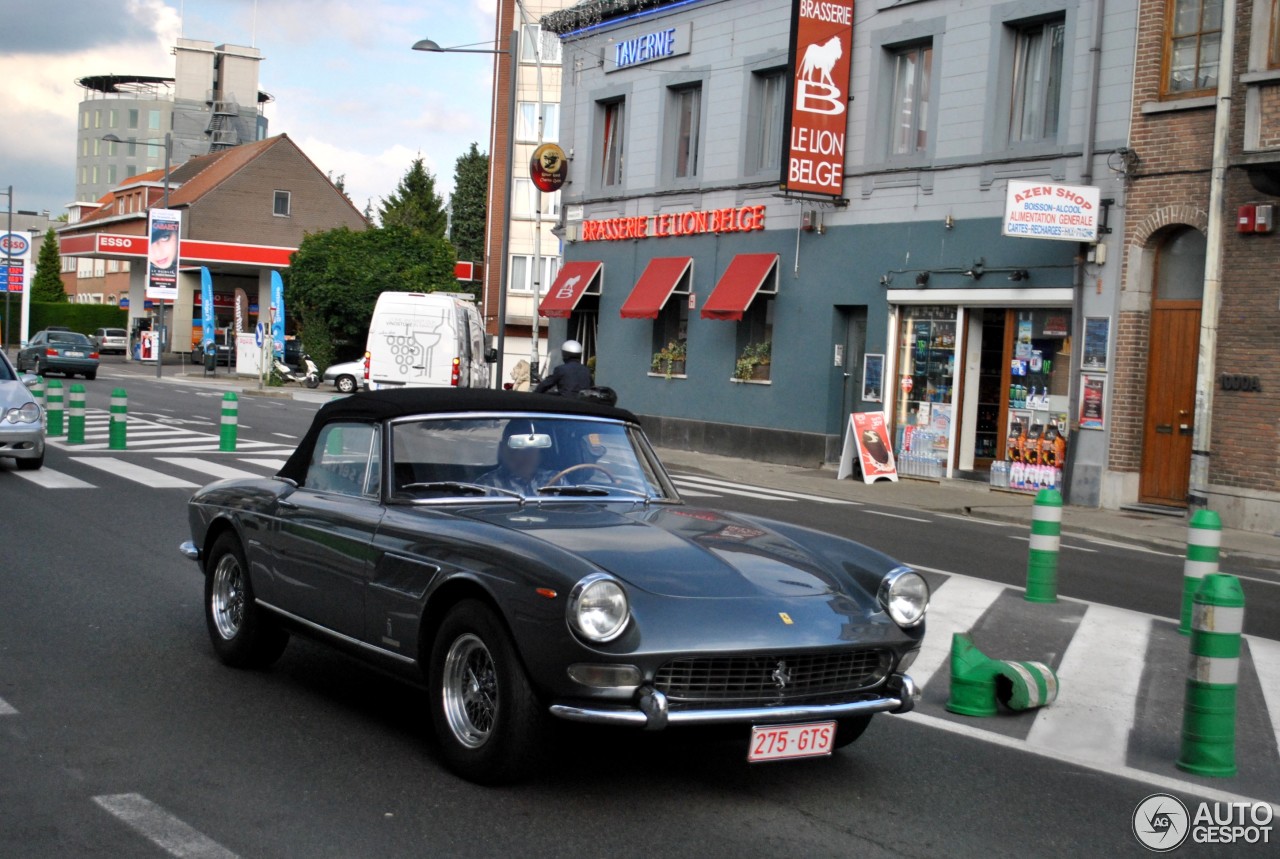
[878, 567, 929, 628]
[568, 573, 630, 642]
[4, 403, 41, 424]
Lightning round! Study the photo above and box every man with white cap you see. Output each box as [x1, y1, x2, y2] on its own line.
[535, 339, 592, 397]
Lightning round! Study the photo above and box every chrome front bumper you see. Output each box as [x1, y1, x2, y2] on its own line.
[178, 540, 201, 561]
[550, 674, 919, 731]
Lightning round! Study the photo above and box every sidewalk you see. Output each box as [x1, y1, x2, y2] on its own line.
[654, 446, 1280, 566]
[125, 361, 1280, 565]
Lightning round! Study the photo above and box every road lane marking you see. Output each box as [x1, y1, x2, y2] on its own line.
[157, 458, 262, 481]
[93, 794, 240, 859]
[675, 488, 719, 498]
[1076, 536, 1182, 558]
[671, 473, 860, 505]
[862, 509, 931, 522]
[237, 458, 288, 470]
[1006, 535, 1097, 552]
[1025, 602, 1150, 766]
[1246, 635, 1280, 750]
[672, 478, 793, 501]
[12, 467, 96, 489]
[71, 457, 199, 489]
[934, 513, 1024, 528]
[272, 432, 296, 439]
[906, 575, 1008, 690]
[0, 696, 16, 715]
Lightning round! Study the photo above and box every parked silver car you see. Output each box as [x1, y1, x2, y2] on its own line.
[92, 327, 129, 355]
[0, 350, 45, 470]
[322, 359, 364, 394]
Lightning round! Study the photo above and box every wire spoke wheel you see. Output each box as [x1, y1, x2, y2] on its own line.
[442, 633, 498, 749]
[210, 552, 245, 641]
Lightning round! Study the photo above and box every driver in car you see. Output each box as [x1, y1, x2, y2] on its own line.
[476, 420, 557, 496]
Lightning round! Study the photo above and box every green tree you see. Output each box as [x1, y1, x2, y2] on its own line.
[287, 225, 457, 368]
[378, 157, 447, 236]
[450, 143, 489, 265]
[31, 228, 68, 302]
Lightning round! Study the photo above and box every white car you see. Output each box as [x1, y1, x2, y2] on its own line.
[0, 350, 44, 470]
[92, 327, 129, 355]
[322, 359, 364, 394]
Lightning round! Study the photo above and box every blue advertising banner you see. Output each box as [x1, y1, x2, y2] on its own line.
[270, 270, 285, 357]
[200, 267, 215, 349]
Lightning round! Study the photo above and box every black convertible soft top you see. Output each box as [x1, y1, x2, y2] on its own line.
[279, 388, 639, 484]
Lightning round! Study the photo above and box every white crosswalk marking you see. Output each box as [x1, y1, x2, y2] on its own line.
[72, 457, 199, 489]
[1025, 602, 1150, 765]
[157, 457, 263, 481]
[0, 696, 16, 716]
[46, 408, 294, 455]
[672, 478, 784, 501]
[12, 467, 97, 489]
[238, 458, 288, 470]
[674, 487, 719, 498]
[864, 509, 931, 523]
[672, 473, 859, 505]
[94, 794, 240, 859]
[904, 571, 1008, 690]
[1246, 634, 1280, 749]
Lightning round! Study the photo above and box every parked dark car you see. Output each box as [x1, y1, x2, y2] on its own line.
[179, 389, 927, 784]
[16, 330, 100, 379]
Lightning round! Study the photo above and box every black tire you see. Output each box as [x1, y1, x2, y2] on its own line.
[304, 375, 320, 389]
[336, 375, 356, 394]
[428, 599, 545, 785]
[84, 372, 97, 381]
[15, 449, 44, 471]
[34, 359, 45, 377]
[203, 532, 289, 669]
[832, 715, 873, 749]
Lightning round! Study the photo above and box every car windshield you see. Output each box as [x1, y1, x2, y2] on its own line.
[50, 333, 92, 346]
[388, 414, 676, 502]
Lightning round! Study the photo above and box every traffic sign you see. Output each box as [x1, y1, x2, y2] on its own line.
[255, 322, 265, 347]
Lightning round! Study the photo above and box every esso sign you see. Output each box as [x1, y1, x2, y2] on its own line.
[0, 233, 30, 254]
[99, 235, 138, 250]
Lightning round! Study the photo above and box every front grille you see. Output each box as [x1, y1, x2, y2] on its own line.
[654, 649, 893, 709]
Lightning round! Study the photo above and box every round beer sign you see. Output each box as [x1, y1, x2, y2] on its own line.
[530, 143, 568, 193]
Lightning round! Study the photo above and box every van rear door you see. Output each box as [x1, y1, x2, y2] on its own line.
[368, 300, 453, 388]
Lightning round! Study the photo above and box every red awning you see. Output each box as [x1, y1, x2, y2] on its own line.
[538, 260, 603, 318]
[619, 257, 692, 319]
[700, 254, 779, 320]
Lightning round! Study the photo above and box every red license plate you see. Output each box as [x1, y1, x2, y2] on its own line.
[748, 721, 836, 762]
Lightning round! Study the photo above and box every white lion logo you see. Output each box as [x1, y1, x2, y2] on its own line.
[798, 35, 843, 88]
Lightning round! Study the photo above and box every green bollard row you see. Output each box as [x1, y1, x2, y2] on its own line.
[1177, 573, 1245, 778]
[219, 392, 238, 452]
[109, 388, 128, 450]
[45, 379, 64, 437]
[1180, 509, 1222, 635]
[1025, 488, 1062, 603]
[67, 384, 86, 445]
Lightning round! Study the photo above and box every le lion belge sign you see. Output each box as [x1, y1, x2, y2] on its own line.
[1003, 180, 1101, 242]
[783, 0, 855, 197]
[581, 205, 766, 241]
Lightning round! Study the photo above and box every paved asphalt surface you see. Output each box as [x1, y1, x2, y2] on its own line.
[1, 354, 1276, 857]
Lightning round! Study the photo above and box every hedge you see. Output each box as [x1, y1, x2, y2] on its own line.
[14, 302, 130, 337]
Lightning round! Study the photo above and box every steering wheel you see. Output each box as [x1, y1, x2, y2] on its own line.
[544, 463, 618, 485]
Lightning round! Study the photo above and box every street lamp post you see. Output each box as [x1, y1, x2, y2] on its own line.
[2, 185, 12, 355]
[105, 132, 171, 379]
[413, 27, 529, 390]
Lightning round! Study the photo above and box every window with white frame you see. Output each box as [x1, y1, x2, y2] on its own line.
[274, 190, 291, 216]
[749, 69, 786, 175]
[93, 259, 105, 278]
[1164, 0, 1222, 96]
[671, 84, 703, 179]
[888, 43, 933, 157]
[108, 260, 120, 273]
[77, 259, 94, 277]
[1009, 18, 1066, 144]
[62, 257, 76, 273]
[521, 24, 562, 65]
[512, 178, 561, 218]
[600, 99, 625, 187]
[517, 102, 560, 143]
[508, 254, 560, 294]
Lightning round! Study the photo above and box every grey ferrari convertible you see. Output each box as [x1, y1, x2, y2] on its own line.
[180, 388, 927, 784]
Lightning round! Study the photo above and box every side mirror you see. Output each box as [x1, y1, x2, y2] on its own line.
[20, 373, 39, 390]
[485, 347, 499, 363]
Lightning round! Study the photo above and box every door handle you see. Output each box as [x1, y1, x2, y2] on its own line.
[1179, 424, 1192, 435]
[1155, 424, 1172, 434]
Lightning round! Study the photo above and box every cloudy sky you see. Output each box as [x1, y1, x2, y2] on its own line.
[1, 0, 504, 219]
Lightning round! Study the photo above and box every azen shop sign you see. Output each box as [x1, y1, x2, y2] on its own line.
[580, 205, 766, 242]
[783, 0, 855, 198]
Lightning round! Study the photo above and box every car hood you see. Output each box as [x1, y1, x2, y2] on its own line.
[458, 503, 883, 602]
[0, 380, 37, 411]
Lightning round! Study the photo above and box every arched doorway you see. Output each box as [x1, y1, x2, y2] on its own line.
[1139, 227, 1205, 507]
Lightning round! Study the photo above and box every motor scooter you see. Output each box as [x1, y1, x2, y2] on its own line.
[273, 352, 321, 388]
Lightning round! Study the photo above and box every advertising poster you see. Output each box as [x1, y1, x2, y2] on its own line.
[861, 353, 883, 402]
[200, 267, 215, 351]
[1083, 317, 1109, 371]
[837, 411, 898, 483]
[782, 0, 854, 197]
[269, 270, 286, 358]
[1080, 374, 1106, 430]
[145, 208, 181, 301]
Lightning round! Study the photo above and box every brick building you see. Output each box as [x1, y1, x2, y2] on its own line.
[1109, 0, 1280, 530]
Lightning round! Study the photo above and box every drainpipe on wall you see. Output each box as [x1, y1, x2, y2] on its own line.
[1188, 0, 1237, 511]
[1063, 0, 1107, 504]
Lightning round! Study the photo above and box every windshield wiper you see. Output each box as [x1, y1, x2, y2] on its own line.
[398, 481, 524, 500]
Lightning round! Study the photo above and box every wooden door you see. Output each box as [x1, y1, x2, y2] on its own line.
[1139, 303, 1200, 506]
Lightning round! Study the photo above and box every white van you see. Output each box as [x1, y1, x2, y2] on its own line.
[364, 291, 495, 390]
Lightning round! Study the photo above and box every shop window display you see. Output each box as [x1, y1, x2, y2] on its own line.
[995, 309, 1072, 492]
[895, 307, 956, 477]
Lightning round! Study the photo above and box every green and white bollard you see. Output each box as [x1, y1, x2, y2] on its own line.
[45, 379, 65, 437]
[219, 392, 238, 452]
[1025, 488, 1062, 603]
[1177, 573, 1245, 777]
[945, 633, 999, 717]
[1180, 510, 1222, 635]
[109, 388, 128, 450]
[30, 375, 45, 407]
[67, 384, 86, 445]
[994, 661, 1059, 711]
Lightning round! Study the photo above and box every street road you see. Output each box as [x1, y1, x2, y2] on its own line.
[1, 364, 1276, 857]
